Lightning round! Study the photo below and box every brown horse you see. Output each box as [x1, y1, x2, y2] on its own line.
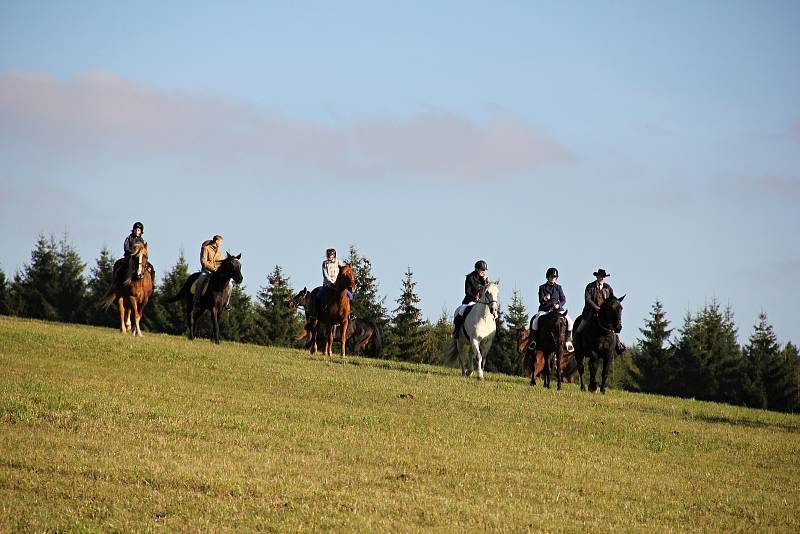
[516, 328, 578, 385]
[295, 316, 382, 357]
[102, 243, 154, 336]
[311, 265, 356, 357]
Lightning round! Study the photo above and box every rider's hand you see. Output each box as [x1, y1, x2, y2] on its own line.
[554, 303, 560, 309]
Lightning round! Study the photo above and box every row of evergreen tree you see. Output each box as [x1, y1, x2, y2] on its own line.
[1, 234, 797, 412]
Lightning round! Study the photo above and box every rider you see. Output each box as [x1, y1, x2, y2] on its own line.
[576, 268, 625, 353]
[114, 222, 146, 287]
[452, 260, 489, 339]
[320, 248, 352, 301]
[528, 267, 574, 352]
[194, 235, 224, 308]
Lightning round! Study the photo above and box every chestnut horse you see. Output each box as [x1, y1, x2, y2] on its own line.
[516, 328, 578, 385]
[311, 265, 356, 357]
[166, 253, 243, 344]
[102, 243, 154, 336]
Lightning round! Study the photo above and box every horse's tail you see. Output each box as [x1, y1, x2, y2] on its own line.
[443, 339, 459, 364]
[371, 323, 383, 357]
[522, 348, 534, 377]
[101, 287, 118, 310]
[565, 351, 579, 377]
[165, 276, 195, 303]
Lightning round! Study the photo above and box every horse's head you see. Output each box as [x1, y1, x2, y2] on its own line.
[289, 287, 309, 309]
[599, 293, 625, 333]
[132, 242, 148, 261]
[480, 280, 500, 319]
[220, 252, 244, 284]
[336, 264, 357, 291]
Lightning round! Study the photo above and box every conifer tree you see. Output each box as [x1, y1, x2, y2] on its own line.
[0, 268, 9, 315]
[85, 246, 117, 327]
[746, 313, 798, 412]
[485, 308, 517, 374]
[504, 289, 530, 375]
[255, 265, 304, 347]
[346, 245, 389, 329]
[387, 267, 425, 361]
[631, 300, 675, 394]
[152, 253, 191, 335]
[419, 310, 452, 365]
[12, 235, 61, 321]
[671, 302, 754, 406]
[54, 233, 87, 323]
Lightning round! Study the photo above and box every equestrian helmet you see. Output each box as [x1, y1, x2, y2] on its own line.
[132, 222, 144, 232]
[326, 248, 337, 257]
[474, 260, 487, 271]
[546, 267, 559, 279]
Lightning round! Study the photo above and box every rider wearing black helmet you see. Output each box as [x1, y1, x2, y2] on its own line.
[528, 267, 574, 352]
[453, 260, 490, 339]
[113, 221, 148, 288]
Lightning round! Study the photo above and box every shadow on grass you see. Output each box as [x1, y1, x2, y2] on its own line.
[627, 403, 800, 434]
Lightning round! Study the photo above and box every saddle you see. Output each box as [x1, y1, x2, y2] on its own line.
[190, 276, 211, 297]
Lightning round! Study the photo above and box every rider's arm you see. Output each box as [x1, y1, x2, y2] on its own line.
[201, 245, 216, 271]
[558, 285, 566, 308]
[585, 284, 600, 312]
[123, 236, 135, 256]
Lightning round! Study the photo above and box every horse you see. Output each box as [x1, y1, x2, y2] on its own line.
[517, 328, 578, 385]
[102, 243, 154, 336]
[290, 287, 382, 358]
[166, 253, 243, 344]
[573, 294, 625, 393]
[443, 280, 500, 380]
[311, 265, 356, 357]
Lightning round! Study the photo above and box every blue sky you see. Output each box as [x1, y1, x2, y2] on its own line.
[1, 1, 798, 344]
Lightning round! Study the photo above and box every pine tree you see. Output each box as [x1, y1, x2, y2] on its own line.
[420, 310, 451, 365]
[783, 342, 800, 412]
[631, 300, 675, 395]
[54, 233, 87, 323]
[746, 313, 798, 412]
[255, 265, 304, 347]
[346, 245, 389, 329]
[12, 235, 61, 321]
[505, 289, 530, 375]
[0, 267, 10, 315]
[387, 267, 425, 361]
[85, 246, 117, 327]
[671, 302, 753, 406]
[152, 253, 191, 335]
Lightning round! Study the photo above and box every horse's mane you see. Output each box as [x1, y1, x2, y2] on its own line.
[131, 242, 147, 257]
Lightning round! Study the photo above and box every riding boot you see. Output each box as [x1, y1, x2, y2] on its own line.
[566, 330, 574, 352]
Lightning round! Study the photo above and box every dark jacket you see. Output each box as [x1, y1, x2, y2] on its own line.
[582, 281, 614, 319]
[123, 234, 146, 257]
[462, 271, 487, 304]
[538, 282, 566, 312]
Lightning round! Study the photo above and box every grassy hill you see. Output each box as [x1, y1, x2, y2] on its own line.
[1, 316, 798, 532]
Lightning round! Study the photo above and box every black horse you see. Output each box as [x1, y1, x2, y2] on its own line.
[525, 311, 569, 389]
[166, 253, 243, 344]
[573, 294, 625, 393]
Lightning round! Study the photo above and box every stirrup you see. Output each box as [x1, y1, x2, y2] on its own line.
[565, 340, 574, 352]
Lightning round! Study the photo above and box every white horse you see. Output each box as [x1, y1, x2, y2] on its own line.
[444, 281, 499, 380]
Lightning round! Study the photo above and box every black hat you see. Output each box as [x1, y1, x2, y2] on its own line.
[593, 269, 610, 277]
[546, 267, 559, 278]
[132, 222, 144, 232]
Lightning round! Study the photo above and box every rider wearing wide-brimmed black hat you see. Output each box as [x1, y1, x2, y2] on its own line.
[577, 268, 625, 352]
[453, 260, 489, 339]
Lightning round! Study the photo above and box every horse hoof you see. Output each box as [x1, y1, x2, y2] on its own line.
[580, 386, 586, 391]
[530, 380, 536, 386]
[600, 388, 606, 394]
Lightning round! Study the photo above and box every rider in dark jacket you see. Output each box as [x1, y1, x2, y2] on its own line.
[453, 260, 489, 339]
[576, 268, 625, 353]
[528, 267, 574, 352]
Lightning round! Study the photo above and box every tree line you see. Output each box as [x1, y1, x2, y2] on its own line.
[1, 233, 797, 413]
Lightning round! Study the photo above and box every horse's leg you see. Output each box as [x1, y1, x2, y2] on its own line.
[588, 352, 599, 392]
[543, 352, 551, 389]
[129, 296, 141, 337]
[211, 307, 220, 344]
[600, 353, 611, 394]
[340, 317, 348, 358]
[117, 297, 126, 333]
[309, 320, 318, 354]
[471, 337, 482, 380]
[456, 340, 467, 377]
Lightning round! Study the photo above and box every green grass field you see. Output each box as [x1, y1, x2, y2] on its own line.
[1, 316, 798, 532]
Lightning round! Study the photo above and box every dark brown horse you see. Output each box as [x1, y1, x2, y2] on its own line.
[166, 253, 243, 344]
[517, 327, 578, 386]
[311, 265, 356, 357]
[295, 316, 382, 357]
[102, 243, 154, 336]
[573, 294, 625, 393]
